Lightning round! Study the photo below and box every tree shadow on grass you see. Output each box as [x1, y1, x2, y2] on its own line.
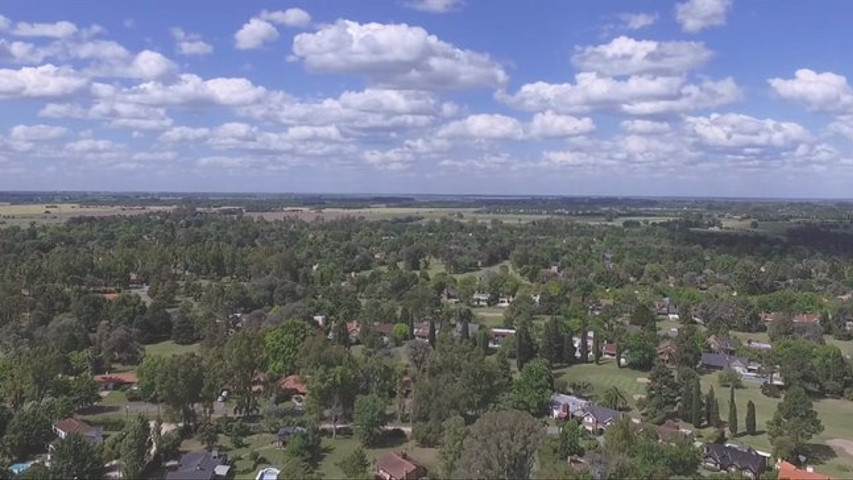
[805, 443, 838, 464]
[373, 428, 408, 448]
[78, 405, 120, 415]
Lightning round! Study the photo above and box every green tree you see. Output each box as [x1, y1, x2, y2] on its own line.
[511, 359, 553, 416]
[691, 377, 704, 428]
[336, 446, 370, 480]
[767, 385, 824, 460]
[333, 320, 350, 349]
[353, 394, 387, 447]
[558, 419, 585, 458]
[223, 330, 266, 416]
[644, 362, 679, 423]
[539, 316, 565, 367]
[454, 410, 544, 480]
[601, 386, 629, 411]
[171, 301, 197, 345]
[4, 404, 52, 459]
[745, 400, 757, 435]
[428, 320, 436, 348]
[728, 386, 738, 436]
[440, 415, 468, 478]
[705, 387, 720, 428]
[120, 415, 149, 480]
[623, 331, 658, 370]
[156, 353, 204, 428]
[197, 420, 218, 451]
[516, 318, 535, 371]
[49, 433, 105, 480]
[264, 320, 311, 376]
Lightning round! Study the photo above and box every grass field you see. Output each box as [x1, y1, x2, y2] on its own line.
[554, 358, 853, 476]
[0, 203, 171, 228]
[144, 340, 200, 358]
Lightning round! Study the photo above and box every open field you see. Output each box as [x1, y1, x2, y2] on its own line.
[0, 203, 172, 227]
[554, 357, 853, 476]
[143, 340, 200, 358]
[246, 207, 552, 224]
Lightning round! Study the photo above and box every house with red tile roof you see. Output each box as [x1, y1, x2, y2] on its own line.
[375, 452, 426, 480]
[778, 460, 832, 480]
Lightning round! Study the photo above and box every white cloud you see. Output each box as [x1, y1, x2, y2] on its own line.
[437, 114, 524, 140]
[159, 126, 211, 143]
[0, 64, 88, 98]
[572, 36, 712, 76]
[171, 28, 213, 56]
[72, 40, 131, 61]
[338, 89, 448, 115]
[528, 111, 595, 138]
[234, 18, 278, 50]
[101, 74, 267, 107]
[675, 0, 732, 33]
[9, 124, 67, 141]
[499, 73, 740, 115]
[684, 113, 811, 149]
[0, 15, 10, 31]
[292, 20, 507, 89]
[12, 21, 78, 38]
[621, 119, 671, 134]
[65, 138, 125, 153]
[769, 69, 853, 114]
[259, 8, 312, 28]
[619, 13, 658, 30]
[405, 0, 463, 13]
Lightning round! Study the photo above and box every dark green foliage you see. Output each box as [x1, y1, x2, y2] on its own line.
[558, 420, 585, 458]
[644, 361, 679, 423]
[515, 318, 535, 371]
[705, 387, 720, 428]
[440, 415, 467, 478]
[49, 434, 105, 480]
[336, 446, 370, 479]
[767, 385, 824, 460]
[745, 400, 757, 435]
[120, 415, 149, 480]
[728, 386, 738, 436]
[511, 359, 553, 416]
[454, 410, 544, 480]
[354, 394, 387, 446]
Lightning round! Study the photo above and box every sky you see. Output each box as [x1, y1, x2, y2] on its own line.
[2, 0, 853, 197]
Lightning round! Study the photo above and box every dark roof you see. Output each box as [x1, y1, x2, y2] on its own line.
[704, 444, 766, 474]
[165, 452, 228, 480]
[584, 405, 623, 424]
[454, 322, 480, 336]
[701, 352, 747, 369]
[710, 335, 737, 351]
[277, 426, 307, 442]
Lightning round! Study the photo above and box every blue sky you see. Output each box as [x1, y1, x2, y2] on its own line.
[2, 0, 853, 197]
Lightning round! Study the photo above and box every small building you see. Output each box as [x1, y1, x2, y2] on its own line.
[602, 342, 617, 358]
[700, 353, 749, 372]
[497, 296, 512, 308]
[413, 322, 435, 341]
[471, 293, 489, 307]
[708, 335, 737, 355]
[277, 426, 306, 446]
[453, 322, 480, 338]
[53, 418, 103, 444]
[94, 372, 138, 391]
[255, 467, 281, 480]
[166, 451, 230, 480]
[280, 375, 308, 396]
[550, 393, 588, 420]
[777, 460, 833, 480]
[702, 443, 767, 479]
[794, 313, 821, 325]
[375, 451, 426, 480]
[442, 288, 459, 303]
[488, 328, 515, 349]
[657, 340, 677, 366]
[578, 405, 624, 434]
[745, 340, 772, 351]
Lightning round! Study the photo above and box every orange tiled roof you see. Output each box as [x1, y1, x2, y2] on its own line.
[778, 461, 832, 480]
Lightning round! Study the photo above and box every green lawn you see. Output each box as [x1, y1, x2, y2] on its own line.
[144, 340, 199, 358]
[101, 390, 129, 406]
[554, 358, 648, 411]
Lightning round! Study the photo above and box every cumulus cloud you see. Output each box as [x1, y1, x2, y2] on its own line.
[234, 18, 279, 50]
[9, 124, 67, 141]
[405, 0, 463, 13]
[99, 74, 267, 107]
[769, 69, 853, 114]
[684, 113, 810, 149]
[619, 13, 658, 30]
[0, 64, 88, 98]
[675, 0, 732, 33]
[572, 37, 712, 76]
[528, 111, 595, 138]
[65, 138, 125, 153]
[621, 119, 671, 134]
[499, 73, 741, 116]
[437, 114, 524, 140]
[171, 28, 213, 56]
[12, 20, 78, 38]
[0, 15, 10, 31]
[292, 20, 508, 89]
[259, 8, 312, 28]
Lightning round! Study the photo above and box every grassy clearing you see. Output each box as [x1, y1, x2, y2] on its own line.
[554, 358, 647, 411]
[0, 203, 170, 228]
[144, 340, 199, 358]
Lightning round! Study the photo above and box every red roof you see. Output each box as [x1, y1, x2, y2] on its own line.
[280, 375, 308, 395]
[778, 461, 832, 480]
[375, 452, 425, 480]
[94, 372, 137, 384]
[603, 343, 617, 356]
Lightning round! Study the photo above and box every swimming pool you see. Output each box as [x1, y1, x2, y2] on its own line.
[9, 463, 31, 475]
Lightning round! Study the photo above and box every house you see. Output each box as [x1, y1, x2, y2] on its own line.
[166, 451, 231, 480]
[702, 443, 767, 479]
[280, 375, 308, 396]
[413, 322, 435, 341]
[94, 372, 138, 391]
[550, 393, 588, 420]
[442, 288, 459, 304]
[655, 419, 694, 444]
[53, 418, 103, 444]
[375, 451, 426, 480]
[497, 296, 512, 308]
[700, 353, 749, 372]
[453, 322, 480, 338]
[794, 313, 821, 325]
[471, 293, 489, 307]
[602, 342, 618, 357]
[312, 315, 326, 328]
[577, 405, 624, 433]
[746, 340, 772, 351]
[277, 426, 306, 446]
[488, 328, 515, 349]
[374, 323, 394, 342]
[657, 340, 677, 366]
[656, 297, 679, 319]
[255, 468, 281, 480]
[708, 335, 737, 355]
[572, 331, 596, 359]
[777, 460, 833, 480]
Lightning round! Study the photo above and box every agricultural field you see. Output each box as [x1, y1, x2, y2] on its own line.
[0, 202, 172, 227]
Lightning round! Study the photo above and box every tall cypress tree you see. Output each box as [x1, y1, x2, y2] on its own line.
[516, 318, 534, 371]
[679, 371, 694, 420]
[428, 320, 436, 348]
[728, 385, 738, 436]
[691, 377, 703, 428]
[539, 319, 556, 368]
[705, 386, 719, 427]
[745, 400, 756, 435]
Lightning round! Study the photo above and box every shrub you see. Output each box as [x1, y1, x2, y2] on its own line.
[761, 382, 781, 398]
[718, 368, 744, 389]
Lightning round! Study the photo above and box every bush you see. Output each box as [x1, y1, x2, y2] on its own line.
[718, 368, 744, 389]
[126, 389, 141, 402]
